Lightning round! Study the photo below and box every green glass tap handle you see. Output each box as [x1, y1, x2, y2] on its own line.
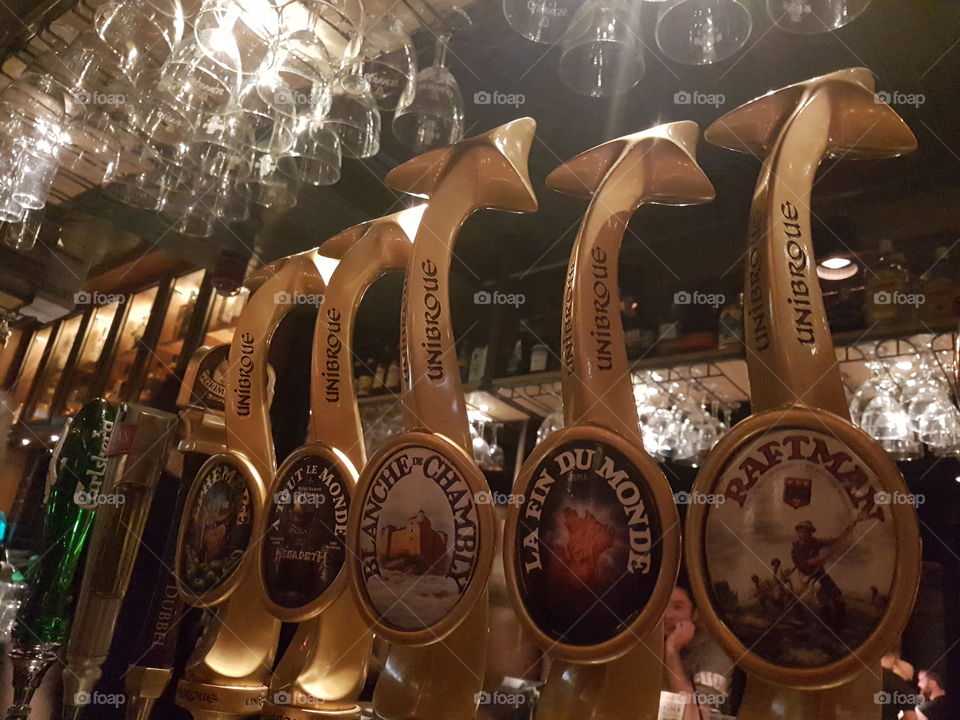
[13, 398, 117, 647]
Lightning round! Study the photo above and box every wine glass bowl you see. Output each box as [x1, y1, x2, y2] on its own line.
[767, 0, 873, 34]
[655, 0, 753, 66]
[558, 0, 645, 97]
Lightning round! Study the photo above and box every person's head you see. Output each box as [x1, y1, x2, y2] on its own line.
[918, 669, 945, 699]
[796, 521, 815, 538]
[664, 585, 697, 634]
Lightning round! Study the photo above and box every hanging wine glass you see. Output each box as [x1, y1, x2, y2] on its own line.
[278, 117, 341, 186]
[159, 34, 242, 121]
[239, 151, 300, 208]
[326, 62, 380, 159]
[1, 209, 44, 251]
[280, 0, 365, 68]
[503, 0, 578, 44]
[236, 65, 298, 155]
[392, 33, 463, 153]
[359, 17, 417, 111]
[558, 0, 645, 97]
[767, 0, 872, 35]
[487, 422, 505, 472]
[193, 0, 283, 76]
[470, 414, 493, 468]
[655, 0, 753, 66]
[536, 409, 564, 446]
[94, 0, 185, 78]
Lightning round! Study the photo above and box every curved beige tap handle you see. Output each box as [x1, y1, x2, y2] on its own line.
[307, 210, 419, 467]
[264, 211, 419, 718]
[368, 119, 537, 720]
[386, 117, 538, 451]
[524, 123, 711, 720]
[705, 68, 917, 418]
[226, 250, 330, 476]
[179, 251, 329, 717]
[547, 120, 715, 440]
[697, 69, 919, 720]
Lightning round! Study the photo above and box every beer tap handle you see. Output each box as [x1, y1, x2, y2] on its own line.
[547, 121, 714, 442]
[705, 68, 916, 417]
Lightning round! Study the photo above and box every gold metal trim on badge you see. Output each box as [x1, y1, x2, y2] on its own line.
[256, 443, 358, 622]
[346, 431, 496, 646]
[175, 452, 265, 608]
[502, 423, 681, 663]
[685, 406, 921, 690]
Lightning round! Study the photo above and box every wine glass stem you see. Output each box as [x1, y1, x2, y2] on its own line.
[434, 36, 449, 68]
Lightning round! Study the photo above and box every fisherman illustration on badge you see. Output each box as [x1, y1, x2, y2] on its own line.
[515, 439, 661, 645]
[262, 453, 350, 610]
[704, 428, 896, 668]
[356, 443, 481, 632]
[180, 461, 254, 595]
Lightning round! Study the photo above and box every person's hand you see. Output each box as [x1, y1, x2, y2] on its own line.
[666, 620, 696, 654]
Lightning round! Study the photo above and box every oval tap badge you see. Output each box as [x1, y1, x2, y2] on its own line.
[505, 425, 673, 661]
[177, 454, 258, 606]
[259, 445, 354, 620]
[703, 427, 899, 670]
[348, 432, 495, 644]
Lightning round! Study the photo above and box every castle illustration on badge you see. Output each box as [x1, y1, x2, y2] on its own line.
[357, 445, 480, 631]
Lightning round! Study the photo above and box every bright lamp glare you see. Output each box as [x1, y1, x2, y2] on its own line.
[822, 257, 852, 270]
[816, 256, 859, 281]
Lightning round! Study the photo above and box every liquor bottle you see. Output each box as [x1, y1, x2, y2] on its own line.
[468, 344, 488, 385]
[717, 293, 744, 350]
[384, 352, 401, 394]
[457, 337, 471, 382]
[505, 324, 529, 376]
[355, 359, 372, 398]
[827, 287, 865, 332]
[7, 399, 116, 718]
[865, 239, 912, 327]
[372, 351, 387, 395]
[529, 342, 549, 373]
[919, 246, 960, 323]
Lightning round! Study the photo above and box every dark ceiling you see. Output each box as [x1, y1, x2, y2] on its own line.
[7, 0, 960, 354]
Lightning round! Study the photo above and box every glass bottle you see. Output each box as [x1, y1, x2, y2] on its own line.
[865, 239, 912, 328]
[919, 246, 960, 323]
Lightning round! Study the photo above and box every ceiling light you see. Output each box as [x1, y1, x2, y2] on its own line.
[816, 255, 858, 281]
[821, 257, 852, 270]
